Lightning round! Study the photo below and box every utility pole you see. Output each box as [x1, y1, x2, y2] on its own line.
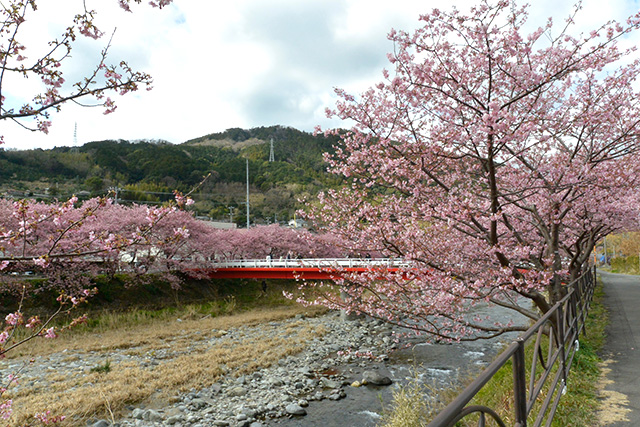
[109, 186, 120, 205]
[246, 159, 250, 229]
[228, 206, 235, 224]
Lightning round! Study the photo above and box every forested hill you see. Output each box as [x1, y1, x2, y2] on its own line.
[0, 126, 343, 225]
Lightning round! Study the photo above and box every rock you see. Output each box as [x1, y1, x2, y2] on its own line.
[362, 370, 392, 386]
[299, 367, 314, 378]
[244, 407, 261, 418]
[90, 420, 110, 427]
[191, 398, 208, 410]
[164, 408, 183, 418]
[165, 414, 185, 425]
[319, 378, 341, 389]
[143, 409, 163, 422]
[131, 408, 144, 420]
[285, 403, 307, 416]
[328, 389, 346, 401]
[267, 377, 284, 387]
[227, 386, 247, 397]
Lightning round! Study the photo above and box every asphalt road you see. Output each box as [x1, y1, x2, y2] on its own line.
[599, 271, 640, 426]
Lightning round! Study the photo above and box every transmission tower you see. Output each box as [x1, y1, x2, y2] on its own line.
[269, 138, 275, 162]
[70, 122, 79, 153]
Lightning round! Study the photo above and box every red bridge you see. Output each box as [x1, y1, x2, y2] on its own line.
[198, 258, 411, 280]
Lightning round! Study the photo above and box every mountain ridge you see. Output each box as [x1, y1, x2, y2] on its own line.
[0, 125, 343, 225]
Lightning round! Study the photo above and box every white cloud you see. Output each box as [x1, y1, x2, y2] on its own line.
[2, 0, 638, 150]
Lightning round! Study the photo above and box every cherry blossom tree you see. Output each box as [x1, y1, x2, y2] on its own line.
[208, 225, 347, 261]
[304, 0, 640, 341]
[0, 0, 173, 141]
[0, 196, 212, 285]
[0, 194, 202, 421]
[1, 1, 176, 421]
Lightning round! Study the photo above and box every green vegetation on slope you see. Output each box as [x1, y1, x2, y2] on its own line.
[0, 125, 343, 225]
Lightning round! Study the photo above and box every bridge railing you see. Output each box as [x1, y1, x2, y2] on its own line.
[426, 267, 596, 427]
[212, 257, 413, 269]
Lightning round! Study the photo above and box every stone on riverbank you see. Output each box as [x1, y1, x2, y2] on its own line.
[362, 370, 393, 386]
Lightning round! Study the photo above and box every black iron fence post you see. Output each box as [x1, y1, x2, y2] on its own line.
[556, 301, 568, 391]
[572, 277, 582, 337]
[513, 338, 527, 427]
[426, 269, 597, 427]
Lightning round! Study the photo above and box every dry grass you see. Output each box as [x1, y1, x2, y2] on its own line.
[3, 305, 327, 426]
[10, 304, 322, 357]
[596, 359, 632, 425]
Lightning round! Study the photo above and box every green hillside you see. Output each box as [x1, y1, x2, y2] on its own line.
[0, 126, 342, 225]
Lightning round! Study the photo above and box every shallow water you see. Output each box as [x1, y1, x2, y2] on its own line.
[273, 304, 528, 426]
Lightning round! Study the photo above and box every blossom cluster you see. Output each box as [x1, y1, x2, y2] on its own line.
[302, 0, 640, 342]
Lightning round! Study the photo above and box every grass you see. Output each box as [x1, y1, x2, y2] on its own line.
[6, 312, 326, 426]
[379, 284, 607, 427]
[90, 359, 112, 374]
[379, 371, 463, 427]
[8, 278, 306, 350]
[1, 278, 328, 426]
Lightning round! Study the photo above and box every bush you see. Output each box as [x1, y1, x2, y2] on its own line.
[610, 255, 640, 275]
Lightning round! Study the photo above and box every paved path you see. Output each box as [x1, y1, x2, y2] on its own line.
[599, 271, 640, 426]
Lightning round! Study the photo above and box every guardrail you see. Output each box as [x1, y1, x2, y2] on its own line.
[213, 258, 413, 269]
[427, 267, 596, 427]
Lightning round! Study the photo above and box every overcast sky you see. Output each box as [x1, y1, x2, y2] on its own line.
[2, 0, 639, 150]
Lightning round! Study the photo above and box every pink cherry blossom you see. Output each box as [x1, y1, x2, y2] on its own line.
[25, 316, 41, 329]
[43, 328, 57, 339]
[302, 0, 640, 342]
[4, 312, 22, 326]
[0, 0, 169, 143]
[34, 410, 65, 424]
[33, 257, 49, 268]
[0, 399, 12, 420]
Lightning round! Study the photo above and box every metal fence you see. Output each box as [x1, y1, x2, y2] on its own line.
[427, 267, 596, 427]
[213, 257, 413, 269]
